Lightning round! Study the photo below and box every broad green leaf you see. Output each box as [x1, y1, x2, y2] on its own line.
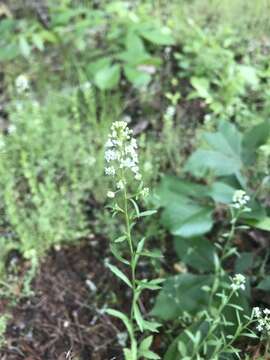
[238, 64, 259, 89]
[242, 120, 270, 165]
[185, 121, 243, 177]
[0, 43, 18, 61]
[124, 66, 151, 87]
[19, 36, 31, 58]
[247, 217, 270, 231]
[235, 252, 254, 273]
[190, 77, 211, 99]
[174, 237, 216, 272]
[151, 274, 212, 320]
[171, 208, 213, 238]
[208, 181, 236, 204]
[94, 64, 120, 90]
[140, 27, 174, 45]
[125, 31, 145, 53]
[185, 149, 242, 177]
[87, 57, 111, 77]
[117, 51, 157, 66]
[155, 176, 213, 238]
[107, 263, 132, 287]
[257, 276, 270, 291]
[155, 176, 209, 207]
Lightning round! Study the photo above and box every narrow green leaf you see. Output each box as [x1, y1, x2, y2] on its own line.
[107, 263, 132, 288]
[139, 336, 153, 352]
[137, 210, 157, 218]
[134, 303, 144, 332]
[114, 235, 127, 243]
[106, 309, 133, 337]
[143, 350, 161, 359]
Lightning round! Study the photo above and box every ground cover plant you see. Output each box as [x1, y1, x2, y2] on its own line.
[0, 0, 270, 359]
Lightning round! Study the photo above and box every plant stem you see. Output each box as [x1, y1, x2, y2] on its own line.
[191, 290, 234, 359]
[123, 185, 137, 327]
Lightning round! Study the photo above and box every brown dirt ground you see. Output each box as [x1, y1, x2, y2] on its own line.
[0, 239, 126, 360]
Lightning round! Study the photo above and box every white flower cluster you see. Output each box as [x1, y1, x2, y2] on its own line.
[232, 190, 250, 209]
[105, 121, 141, 181]
[105, 121, 149, 199]
[164, 106, 175, 120]
[15, 74, 29, 93]
[253, 307, 270, 333]
[231, 274, 246, 291]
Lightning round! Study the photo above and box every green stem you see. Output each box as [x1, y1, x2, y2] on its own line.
[209, 214, 237, 307]
[123, 185, 137, 348]
[191, 290, 234, 359]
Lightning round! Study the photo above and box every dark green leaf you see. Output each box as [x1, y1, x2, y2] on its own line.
[235, 252, 254, 273]
[174, 237, 216, 272]
[151, 273, 212, 320]
[94, 64, 120, 90]
[257, 276, 270, 291]
[140, 27, 174, 45]
[242, 120, 270, 165]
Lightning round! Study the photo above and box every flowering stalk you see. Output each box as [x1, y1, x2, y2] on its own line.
[105, 121, 161, 360]
[209, 190, 251, 306]
[253, 307, 270, 356]
[191, 275, 248, 359]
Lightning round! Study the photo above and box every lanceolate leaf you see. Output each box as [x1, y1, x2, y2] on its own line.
[106, 309, 133, 338]
[107, 263, 132, 288]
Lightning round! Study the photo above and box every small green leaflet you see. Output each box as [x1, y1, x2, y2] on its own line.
[107, 263, 132, 288]
[106, 309, 133, 338]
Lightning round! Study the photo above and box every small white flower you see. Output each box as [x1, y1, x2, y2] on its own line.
[15, 74, 29, 93]
[141, 187, 149, 198]
[231, 274, 246, 291]
[105, 139, 114, 148]
[254, 307, 261, 318]
[107, 191, 115, 198]
[165, 106, 175, 118]
[253, 307, 270, 334]
[104, 120, 142, 183]
[8, 124, 16, 134]
[135, 173, 142, 181]
[263, 308, 270, 315]
[105, 149, 118, 162]
[105, 166, 116, 176]
[232, 190, 250, 209]
[116, 180, 125, 190]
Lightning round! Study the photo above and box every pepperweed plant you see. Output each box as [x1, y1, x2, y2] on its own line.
[105, 121, 161, 360]
[253, 307, 270, 357]
[175, 191, 259, 359]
